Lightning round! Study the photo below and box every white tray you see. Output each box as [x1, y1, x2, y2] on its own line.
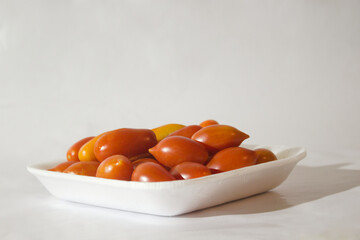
[27, 144, 306, 216]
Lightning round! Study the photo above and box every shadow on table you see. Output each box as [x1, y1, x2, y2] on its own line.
[183, 163, 360, 218]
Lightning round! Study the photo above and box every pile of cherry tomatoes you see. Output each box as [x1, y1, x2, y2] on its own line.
[49, 120, 277, 182]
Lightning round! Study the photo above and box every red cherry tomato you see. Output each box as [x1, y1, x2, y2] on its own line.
[96, 155, 133, 180]
[255, 148, 277, 164]
[63, 161, 100, 176]
[191, 125, 249, 154]
[207, 147, 256, 172]
[48, 161, 78, 172]
[132, 158, 160, 169]
[131, 162, 175, 182]
[149, 136, 209, 168]
[67, 136, 94, 162]
[199, 119, 219, 128]
[170, 162, 211, 180]
[94, 128, 157, 162]
[168, 125, 202, 138]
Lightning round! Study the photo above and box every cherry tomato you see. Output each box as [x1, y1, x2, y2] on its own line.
[67, 136, 94, 162]
[96, 155, 133, 180]
[168, 125, 202, 138]
[48, 161, 78, 172]
[131, 162, 175, 182]
[152, 123, 185, 142]
[78, 132, 109, 162]
[170, 162, 211, 180]
[132, 158, 160, 169]
[255, 148, 277, 164]
[207, 147, 256, 172]
[199, 119, 219, 128]
[129, 152, 154, 162]
[191, 125, 249, 154]
[63, 161, 100, 176]
[149, 136, 209, 168]
[94, 128, 157, 162]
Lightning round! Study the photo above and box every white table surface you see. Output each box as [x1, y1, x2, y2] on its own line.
[1, 147, 359, 240]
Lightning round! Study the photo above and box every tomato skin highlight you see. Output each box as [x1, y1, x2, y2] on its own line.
[96, 155, 133, 180]
[48, 161, 78, 172]
[207, 147, 256, 172]
[149, 136, 209, 168]
[170, 162, 211, 180]
[78, 132, 109, 162]
[94, 128, 157, 162]
[191, 125, 249, 154]
[63, 161, 100, 176]
[255, 148, 277, 164]
[67, 137, 94, 162]
[131, 162, 176, 182]
[168, 125, 202, 139]
[199, 120, 219, 128]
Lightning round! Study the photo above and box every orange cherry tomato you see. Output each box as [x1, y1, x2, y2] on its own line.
[149, 136, 209, 168]
[168, 125, 202, 139]
[94, 128, 157, 162]
[78, 132, 109, 162]
[255, 148, 277, 164]
[132, 158, 160, 169]
[63, 161, 100, 176]
[207, 147, 256, 172]
[199, 119, 219, 128]
[191, 125, 249, 154]
[67, 136, 94, 162]
[48, 161, 78, 172]
[131, 162, 176, 182]
[96, 155, 133, 180]
[170, 162, 211, 180]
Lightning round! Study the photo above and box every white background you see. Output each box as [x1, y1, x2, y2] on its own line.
[0, 0, 359, 239]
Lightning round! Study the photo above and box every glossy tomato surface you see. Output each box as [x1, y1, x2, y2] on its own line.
[207, 147, 256, 172]
[94, 128, 157, 162]
[255, 148, 277, 164]
[168, 125, 202, 139]
[63, 161, 100, 176]
[199, 119, 219, 128]
[96, 155, 133, 180]
[170, 162, 211, 180]
[78, 132, 109, 162]
[192, 125, 249, 154]
[131, 162, 175, 182]
[67, 137, 94, 162]
[149, 136, 209, 168]
[48, 161, 78, 172]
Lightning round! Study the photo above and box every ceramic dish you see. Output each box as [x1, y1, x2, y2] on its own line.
[27, 144, 306, 216]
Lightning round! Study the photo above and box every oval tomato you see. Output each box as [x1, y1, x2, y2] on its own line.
[63, 161, 100, 176]
[191, 125, 249, 154]
[199, 119, 219, 128]
[131, 162, 175, 182]
[207, 147, 256, 172]
[94, 128, 157, 162]
[255, 148, 277, 164]
[170, 162, 211, 180]
[48, 161, 78, 172]
[67, 136, 94, 162]
[168, 125, 202, 139]
[96, 155, 133, 180]
[149, 136, 209, 168]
